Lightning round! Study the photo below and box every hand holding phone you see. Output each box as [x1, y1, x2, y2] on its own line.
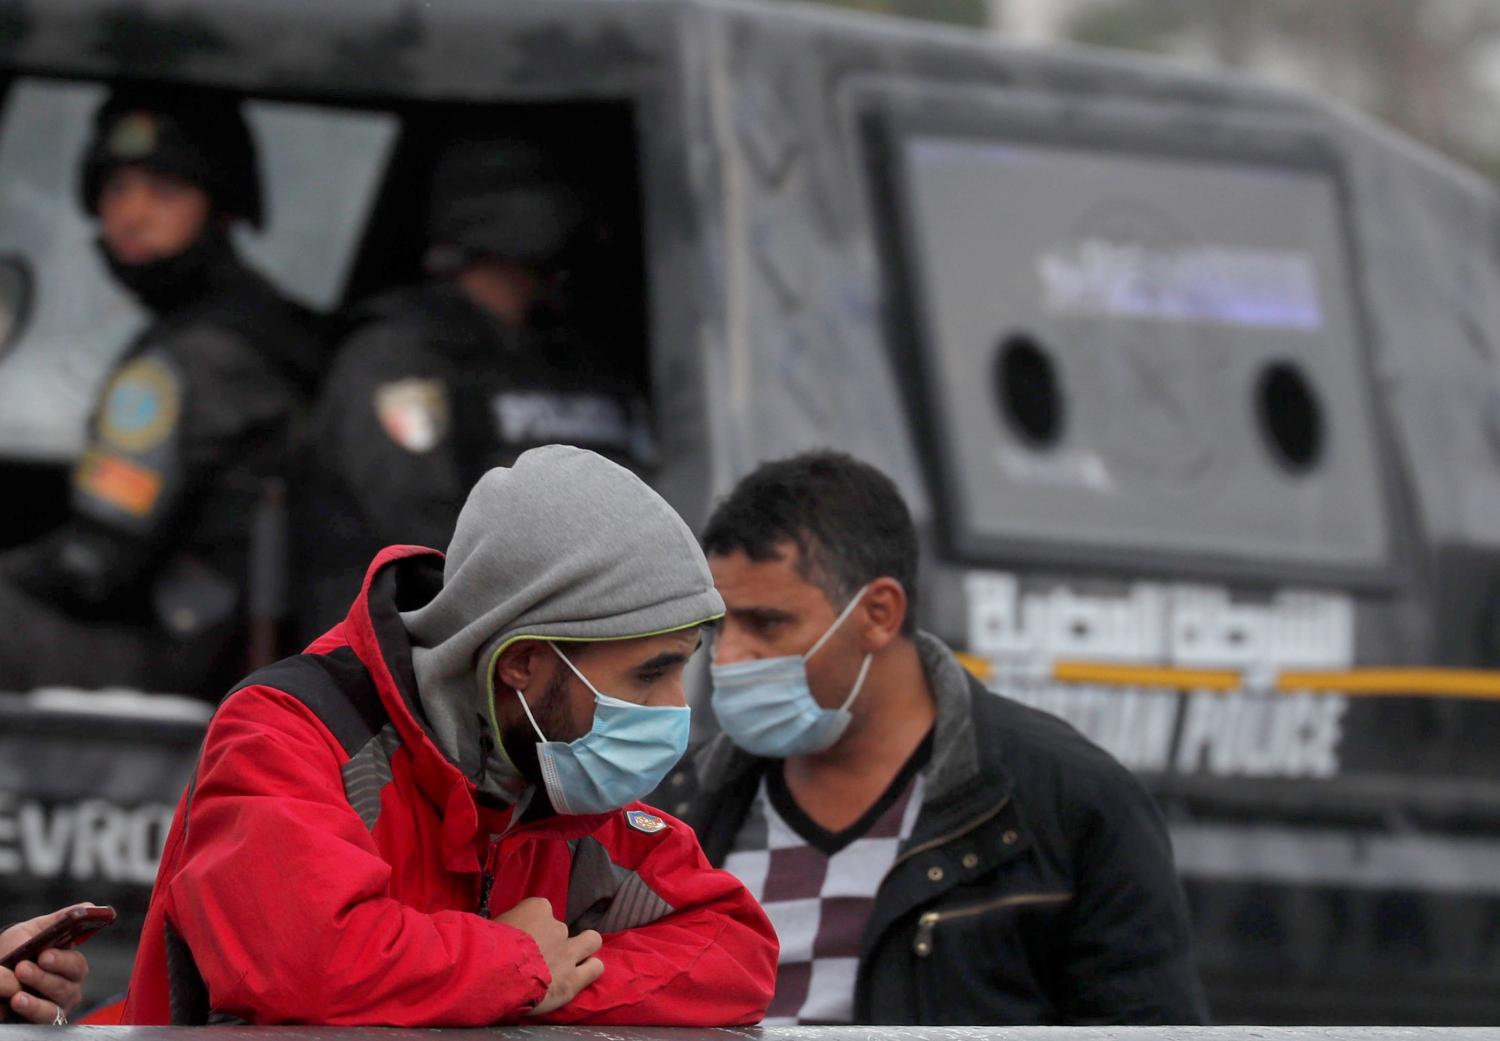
[0, 906, 116, 972]
[0, 905, 115, 1024]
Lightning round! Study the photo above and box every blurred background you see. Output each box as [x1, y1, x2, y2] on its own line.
[4, 0, 1500, 1027]
[791, 0, 1500, 180]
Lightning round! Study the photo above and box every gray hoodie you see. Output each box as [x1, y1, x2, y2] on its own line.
[400, 445, 724, 796]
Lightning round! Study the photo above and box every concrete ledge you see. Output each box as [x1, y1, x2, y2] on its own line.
[7, 1028, 1500, 1040]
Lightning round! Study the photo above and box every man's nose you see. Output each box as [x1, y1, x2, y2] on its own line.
[111, 183, 154, 225]
[712, 625, 753, 665]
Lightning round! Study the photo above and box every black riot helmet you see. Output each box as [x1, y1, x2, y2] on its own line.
[79, 88, 263, 228]
[424, 137, 588, 272]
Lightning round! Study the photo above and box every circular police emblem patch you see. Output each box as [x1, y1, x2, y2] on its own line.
[624, 809, 667, 834]
[100, 357, 181, 453]
[375, 379, 449, 454]
[108, 111, 159, 160]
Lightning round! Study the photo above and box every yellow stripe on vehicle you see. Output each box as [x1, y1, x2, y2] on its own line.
[1276, 668, 1500, 701]
[955, 652, 1500, 702]
[1052, 661, 1242, 691]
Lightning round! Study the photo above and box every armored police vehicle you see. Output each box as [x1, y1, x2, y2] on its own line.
[3, 0, 1500, 1023]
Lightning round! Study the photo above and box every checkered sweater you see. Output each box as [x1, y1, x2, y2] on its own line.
[721, 756, 927, 1025]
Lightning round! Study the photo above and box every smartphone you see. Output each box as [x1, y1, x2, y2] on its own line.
[0, 906, 117, 972]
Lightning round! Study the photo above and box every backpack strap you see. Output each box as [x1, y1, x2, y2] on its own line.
[228, 646, 387, 755]
[165, 647, 397, 1023]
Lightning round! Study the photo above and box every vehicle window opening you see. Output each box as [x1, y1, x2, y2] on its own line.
[1257, 360, 1324, 474]
[994, 332, 1065, 449]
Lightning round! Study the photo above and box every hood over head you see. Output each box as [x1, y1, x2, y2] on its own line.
[401, 444, 723, 796]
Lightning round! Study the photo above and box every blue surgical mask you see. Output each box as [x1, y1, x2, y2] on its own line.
[514, 643, 691, 816]
[709, 585, 873, 758]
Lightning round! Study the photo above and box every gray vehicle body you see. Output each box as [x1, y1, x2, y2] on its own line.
[2, 0, 1500, 1023]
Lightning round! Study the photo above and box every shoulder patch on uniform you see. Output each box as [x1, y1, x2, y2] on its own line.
[624, 809, 668, 835]
[375, 379, 448, 454]
[99, 356, 181, 453]
[75, 449, 164, 517]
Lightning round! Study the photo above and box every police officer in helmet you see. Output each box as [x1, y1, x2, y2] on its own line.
[0, 88, 322, 696]
[296, 136, 653, 641]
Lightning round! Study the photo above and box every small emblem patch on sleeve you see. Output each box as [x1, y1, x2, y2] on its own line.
[375, 379, 449, 454]
[99, 356, 181, 453]
[625, 809, 667, 834]
[75, 450, 164, 517]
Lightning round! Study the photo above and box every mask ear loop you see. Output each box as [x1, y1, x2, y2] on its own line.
[804, 583, 873, 663]
[513, 642, 604, 744]
[840, 654, 875, 712]
[514, 687, 549, 744]
[551, 642, 603, 697]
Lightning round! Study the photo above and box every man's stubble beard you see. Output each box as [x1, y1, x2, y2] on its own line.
[499, 663, 579, 788]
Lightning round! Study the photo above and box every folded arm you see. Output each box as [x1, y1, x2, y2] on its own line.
[531, 813, 778, 1026]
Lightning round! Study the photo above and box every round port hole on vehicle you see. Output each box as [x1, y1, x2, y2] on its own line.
[994, 334, 1064, 449]
[1256, 360, 1324, 474]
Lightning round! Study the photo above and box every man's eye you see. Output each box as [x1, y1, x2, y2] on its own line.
[637, 670, 666, 685]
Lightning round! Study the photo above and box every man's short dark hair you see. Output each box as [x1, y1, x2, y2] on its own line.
[703, 451, 919, 634]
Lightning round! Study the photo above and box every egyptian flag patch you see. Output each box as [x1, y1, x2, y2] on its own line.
[375, 378, 449, 454]
[624, 809, 667, 835]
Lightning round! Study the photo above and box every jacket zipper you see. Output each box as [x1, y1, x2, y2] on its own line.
[477, 834, 502, 918]
[913, 892, 1074, 957]
[855, 796, 1014, 1020]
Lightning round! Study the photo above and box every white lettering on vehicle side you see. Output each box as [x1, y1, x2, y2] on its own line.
[491, 392, 633, 448]
[0, 794, 175, 884]
[964, 571, 1354, 779]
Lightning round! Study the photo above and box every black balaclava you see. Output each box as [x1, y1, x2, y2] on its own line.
[94, 228, 233, 314]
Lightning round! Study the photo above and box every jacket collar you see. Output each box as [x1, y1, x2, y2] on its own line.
[343, 546, 489, 872]
[907, 632, 1015, 839]
[916, 632, 982, 799]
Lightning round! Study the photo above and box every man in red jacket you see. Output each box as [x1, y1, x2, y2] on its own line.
[123, 445, 776, 1026]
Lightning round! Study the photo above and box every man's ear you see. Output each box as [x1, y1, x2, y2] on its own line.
[859, 577, 908, 653]
[495, 640, 549, 694]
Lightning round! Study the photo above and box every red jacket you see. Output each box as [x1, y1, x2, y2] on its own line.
[123, 547, 777, 1026]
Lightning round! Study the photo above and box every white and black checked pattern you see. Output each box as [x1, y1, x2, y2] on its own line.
[723, 770, 925, 1025]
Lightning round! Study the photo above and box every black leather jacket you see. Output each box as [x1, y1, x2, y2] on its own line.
[660, 633, 1210, 1025]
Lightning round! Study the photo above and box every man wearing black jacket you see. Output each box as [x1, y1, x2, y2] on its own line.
[0, 89, 321, 696]
[661, 451, 1208, 1025]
